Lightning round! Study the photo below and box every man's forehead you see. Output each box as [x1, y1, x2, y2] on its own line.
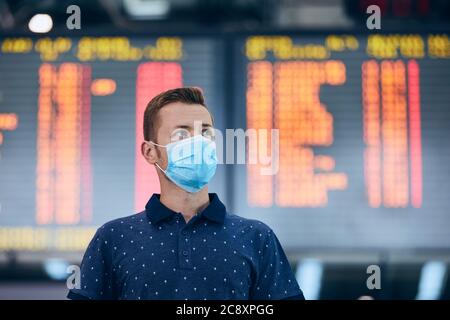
[158, 102, 213, 126]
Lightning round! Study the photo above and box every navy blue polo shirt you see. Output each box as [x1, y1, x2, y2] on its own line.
[67, 193, 304, 300]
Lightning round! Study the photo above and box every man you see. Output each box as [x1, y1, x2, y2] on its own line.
[68, 87, 304, 300]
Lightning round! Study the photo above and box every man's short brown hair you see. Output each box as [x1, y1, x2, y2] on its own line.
[143, 87, 209, 142]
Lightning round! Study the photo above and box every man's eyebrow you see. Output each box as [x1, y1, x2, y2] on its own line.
[174, 124, 212, 129]
[174, 125, 191, 130]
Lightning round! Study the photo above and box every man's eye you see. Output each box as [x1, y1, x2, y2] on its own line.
[171, 129, 191, 142]
[202, 128, 215, 140]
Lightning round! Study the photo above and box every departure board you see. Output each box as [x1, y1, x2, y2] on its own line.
[0, 36, 226, 251]
[1, 33, 450, 253]
[232, 33, 450, 249]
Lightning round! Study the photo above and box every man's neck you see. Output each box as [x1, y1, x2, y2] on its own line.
[159, 184, 210, 223]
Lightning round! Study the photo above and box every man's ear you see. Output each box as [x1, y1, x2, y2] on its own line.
[141, 141, 159, 164]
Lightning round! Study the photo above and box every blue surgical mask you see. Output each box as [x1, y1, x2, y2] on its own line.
[147, 135, 218, 193]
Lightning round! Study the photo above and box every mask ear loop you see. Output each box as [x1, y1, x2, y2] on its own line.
[146, 140, 166, 148]
[146, 140, 167, 173]
[146, 140, 196, 182]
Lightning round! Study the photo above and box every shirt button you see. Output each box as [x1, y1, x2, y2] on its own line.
[182, 250, 188, 256]
[182, 231, 187, 236]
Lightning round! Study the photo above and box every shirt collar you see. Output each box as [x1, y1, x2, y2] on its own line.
[145, 193, 227, 225]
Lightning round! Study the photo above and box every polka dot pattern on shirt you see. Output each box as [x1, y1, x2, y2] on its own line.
[67, 193, 303, 300]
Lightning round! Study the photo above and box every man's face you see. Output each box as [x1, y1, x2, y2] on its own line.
[154, 102, 214, 169]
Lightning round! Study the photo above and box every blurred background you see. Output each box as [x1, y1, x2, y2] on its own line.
[1, 0, 450, 300]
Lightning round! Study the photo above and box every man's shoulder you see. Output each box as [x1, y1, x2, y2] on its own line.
[224, 213, 273, 234]
[97, 211, 148, 233]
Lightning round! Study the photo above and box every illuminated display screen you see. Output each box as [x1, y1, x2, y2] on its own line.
[232, 33, 450, 249]
[0, 36, 226, 251]
[1, 33, 450, 252]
